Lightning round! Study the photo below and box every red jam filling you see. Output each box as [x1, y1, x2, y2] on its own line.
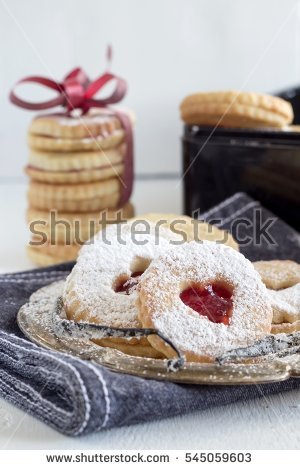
[115, 271, 144, 295]
[180, 284, 233, 325]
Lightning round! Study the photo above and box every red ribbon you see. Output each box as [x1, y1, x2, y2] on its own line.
[9, 65, 134, 206]
[9, 65, 128, 114]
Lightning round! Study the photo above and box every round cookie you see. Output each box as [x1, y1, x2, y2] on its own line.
[27, 242, 80, 266]
[28, 131, 125, 153]
[63, 221, 181, 358]
[26, 144, 125, 184]
[180, 91, 293, 128]
[27, 179, 120, 212]
[27, 202, 134, 244]
[138, 241, 272, 362]
[28, 111, 125, 152]
[268, 283, 300, 334]
[26, 165, 124, 184]
[29, 110, 123, 139]
[129, 212, 238, 250]
[254, 259, 300, 334]
[253, 260, 300, 290]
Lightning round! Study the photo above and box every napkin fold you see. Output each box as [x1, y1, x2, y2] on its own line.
[0, 193, 299, 436]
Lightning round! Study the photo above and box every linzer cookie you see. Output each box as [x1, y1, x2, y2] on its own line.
[270, 282, 300, 323]
[138, 241, 272, 362]
[29, 110, 123, 139]
[254, 260, 300, 290]
[27, 203, 134, 267]
[27, 241, 80, 266]
[180, 91, 293, 128]
[27, 108, 131, 151]
[130, 212, 238, 251]
[63, 221, 182, 358]
[28, 179, 120, 212]
[254, 259, 300, 334]
[26, 144, 125, 184]
[27, 203, 134, 244]
[268, 284, 300, 334]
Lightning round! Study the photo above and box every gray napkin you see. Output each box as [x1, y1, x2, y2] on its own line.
[201, 192, 300, 262]
[0, 193, 299, 436]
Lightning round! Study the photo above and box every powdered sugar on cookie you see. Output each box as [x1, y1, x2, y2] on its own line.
[63, 222, 180, 328]
[254, 260, 300, 290]
[138, 241, 273, 361]
[268, 283, 300, 324]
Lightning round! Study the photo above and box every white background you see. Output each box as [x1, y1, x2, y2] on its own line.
[0, 1, 300, 450]
[1, 0, 300, 179]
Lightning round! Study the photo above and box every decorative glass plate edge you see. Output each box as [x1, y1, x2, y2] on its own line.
[17, 281, 300, 385]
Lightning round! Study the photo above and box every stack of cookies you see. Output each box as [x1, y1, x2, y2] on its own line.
[26, 110, 134, 266]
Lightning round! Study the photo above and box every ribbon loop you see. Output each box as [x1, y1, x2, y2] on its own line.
[9, 76, 64, 111]
[85, 72, 127, 108]
[10, 67, 127, 114]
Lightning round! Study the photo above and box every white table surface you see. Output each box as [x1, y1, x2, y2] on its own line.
[0, 178, 299, 450]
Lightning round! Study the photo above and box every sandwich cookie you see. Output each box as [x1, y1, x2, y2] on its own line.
[63, 221, 181, 358]
[138, 241, 272, 362]
[27, 202, 134, 244]
[180, 91, 293, 128]
[26, 144, 125, 184]
[27, 179, 120, 212]
[254, 259, 300, 334]
[28, 111, 125, 152]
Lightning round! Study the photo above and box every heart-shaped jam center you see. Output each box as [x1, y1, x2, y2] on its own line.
[115, 271, 144, 295]
[180, 284, 233, 325]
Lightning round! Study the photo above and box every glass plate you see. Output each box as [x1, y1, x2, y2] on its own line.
[17, 281, 300, 385]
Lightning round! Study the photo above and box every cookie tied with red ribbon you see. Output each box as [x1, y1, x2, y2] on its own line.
[10, 48, 135, 266]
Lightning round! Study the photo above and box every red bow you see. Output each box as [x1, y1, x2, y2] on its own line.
[9, 67, 127, 114]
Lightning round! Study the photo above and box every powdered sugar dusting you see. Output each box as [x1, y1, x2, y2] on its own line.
[139, 241, 273, 358]
[34, 110, 119, 128]
[254, 260, 300, 289]
[268, 283, 300, 324]
[63, 222, 181, 328]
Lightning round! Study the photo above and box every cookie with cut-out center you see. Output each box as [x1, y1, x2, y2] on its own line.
[254, 260, 300, 290]
[268, 283, 300, 334]
[63, 221, 181, 358]
[254, 259, 300, 334]
[138, 241, 272, 362]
